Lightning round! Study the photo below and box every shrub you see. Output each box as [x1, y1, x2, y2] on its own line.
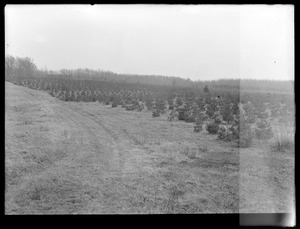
[177, 110, 186, 121]
[137, 103, 145, 111]
[206, 122, 219, 134]
[111, 102, 118, 108]
[204, 85, 210, 93]
[125, 105, 135, 111]
[155, 98, 167, 113]
[193, 124, 202, 133]
[177, 106, 195, 122]
[168, 110, 176, 122]
[218, 124, 233, 141]
[152, 110, 160, 117]
[254, 119, 274, 140]
[213, 115, 223, 125]
[145, 99, 154, 111]
[132, 99, 140, 107]
[220, 103, 234, 123]
[194, 114, 205, 133]
[185, 116, 196, 123]
[177, 107, 188, 121]
[175, 97, 183, 107]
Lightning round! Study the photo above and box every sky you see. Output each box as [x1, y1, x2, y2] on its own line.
[5, 5, 294, 81]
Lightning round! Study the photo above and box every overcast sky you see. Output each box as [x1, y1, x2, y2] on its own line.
[5, 5, 294, 81]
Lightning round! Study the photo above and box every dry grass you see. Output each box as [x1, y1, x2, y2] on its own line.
[272, 138, 294, 152]
[271, 127, 294, 153]
[239, 122, 295, 213]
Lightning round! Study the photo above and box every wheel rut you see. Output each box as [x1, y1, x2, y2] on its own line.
[55, 104, 126, 176]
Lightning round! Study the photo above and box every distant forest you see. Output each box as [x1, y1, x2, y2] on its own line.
[5, 55, 294, 93]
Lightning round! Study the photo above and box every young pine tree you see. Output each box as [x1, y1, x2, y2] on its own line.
[238, 114, 254, 148]
[254, 119, 274, 141]
[152, 109, 160, 118]
[204, 85, 210, 93]
[194, 113, 205, 133]
[220, 103, 234, 123]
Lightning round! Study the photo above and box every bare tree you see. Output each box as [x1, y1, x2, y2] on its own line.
[5, 55, 16, 79]
[5, 55, 37, 79]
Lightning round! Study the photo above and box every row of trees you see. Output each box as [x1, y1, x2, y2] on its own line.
[5, 55, 194, 87]
[5, 56, 37, 79]
[6, 55, 293, 93]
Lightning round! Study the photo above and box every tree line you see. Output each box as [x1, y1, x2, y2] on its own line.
[5, 55, 293, 93]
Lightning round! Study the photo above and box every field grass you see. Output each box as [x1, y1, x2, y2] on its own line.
[5, 82, 294, 214]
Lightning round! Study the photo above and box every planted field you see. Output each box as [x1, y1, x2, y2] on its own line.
[5, 82, 294, 214]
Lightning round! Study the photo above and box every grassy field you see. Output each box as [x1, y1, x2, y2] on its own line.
[5, 82, 294, 214]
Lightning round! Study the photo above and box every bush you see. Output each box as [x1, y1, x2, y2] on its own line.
[177, 106, 195, 122]
[220, 104, 234, 123]
[137, 103, 145, 111]
[204, 85, 210, 93]
[206, 122, 219, 134]
[177, 109, 187, 121]
[194, 114, 205, 133]
[254, 119, 274, 140]
[152, 110, 160, 117]
[145, 99, 154, 111]
[155, 98, 166, 113]
[218, 125, 233, 141]
[177, 107, 189, 121]
[111, 102, 118, 108]
[193, 124, 202, 133]
[213, 115, 223, 125]
[206, 105, 215, 119]
[185, 116, 196, 123]
[175, 97, 183, 107]
[168, 110, 176, 122]
[125, 105, 135, 111]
